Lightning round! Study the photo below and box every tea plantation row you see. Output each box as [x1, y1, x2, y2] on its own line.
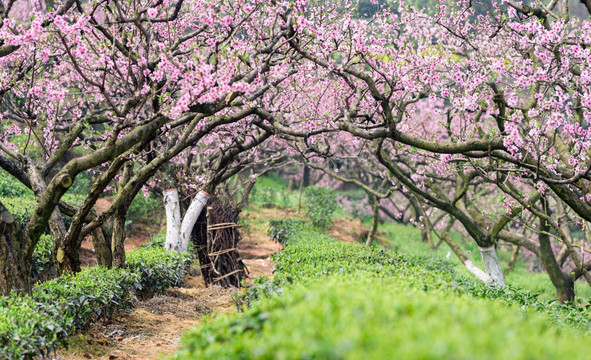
[174, 220, 591, 359]
[0, 239, 191, 359]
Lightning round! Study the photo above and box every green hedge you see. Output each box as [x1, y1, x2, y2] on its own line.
[0, 172, 31, 198]
[1, 193, 84, 230]
[0, 246, 191, 359]
[175, 220, 591, 359]
[31, 234, 55, 281]
[127, 247, 192, 296]
[303, 186, 337, 229]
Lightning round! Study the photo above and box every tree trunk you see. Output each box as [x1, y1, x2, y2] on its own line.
[441, 232, 491, 284]
[287, 177, 297, 191]
[178, 191, 210, 253]
[505, 244, 520, 274]
[91, 226, 112, 267]
[0, 202, 30, 295]
[50, 208, 79, 273]
[164, 189, 182, 251]
[479, 245, 506, 287]
[539, 217, 575, 303]
[111, 207, 127, 269]
[302, 165, 310, 188]
[365, 195, 379, 246]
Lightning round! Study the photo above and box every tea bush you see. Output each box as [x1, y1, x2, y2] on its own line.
[1, 193, 84, 230]
[0, 196, 38, 228]
[0, 172, 31, 198]
[303, 186, 337, 229]
[0, 245, 191, 359]
[31, 234, 55, 281]
[267, 218, 305, 244]
[126, 247, 192, 296]
[176, 219, 591, 359]
[126, 193, 163, 229]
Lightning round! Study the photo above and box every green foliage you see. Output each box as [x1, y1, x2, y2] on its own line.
[1, 193, 84, 230]
[238, 276, 283, 309]
[0, 171, 32, 198]
[126, 247, 192, 296]
[0, 196, 38, 228]
[267, 219, 305, 244]
[0, 296, 65, 360]
[126, 193, 163, 229]
[31, 234, 55, 280]
[0, 245, 191, 359]
[178, 276, 591, 360]
[250, 186, 278, 207]
[379, 222, 591, 301]
[32, 267, 139, 332]
[0, 267, 137, 359]
[144, 230, 167, 248]
[303, 186, 337, 229]
[176, 219, 591, 359]
[248, 175, 299, 209]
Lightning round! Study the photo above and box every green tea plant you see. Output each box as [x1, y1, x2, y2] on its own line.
[0, 172, 31, 198]
[0, 241, 192, 359]
[251, 186, 278, 208]
[126, 193, 163, 229]
[126, 247, 192, 296]
[1, 193, 84, 230]
[175, 219, 591, 359]
[267, 219, 305, 244]
[31, 234, 55, 281]
[303, 186, 337, 229]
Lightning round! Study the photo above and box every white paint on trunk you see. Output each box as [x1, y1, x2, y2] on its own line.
[164, 189, 182, 252]
[464, 260, 491, 284]
[479, 246, 506, 287]
[178, 191, 210, 253]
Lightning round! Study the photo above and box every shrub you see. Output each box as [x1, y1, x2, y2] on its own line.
[303, 186, 337, 229]
[0, 245, 191, 359]
[0, 172, 31, 198]
[175, 218, 591, 359]
[0, 196, 38, 229]
[31, 234, 55, 281]
[267, 219, 305, 244]
[126, 193, 163, 229]
[177, 276, 591, 360]
[0, 296, 65, 360]
[1, 193, 83, 230]
[126, 247, 192, 296]
[251, 186, 277, 208]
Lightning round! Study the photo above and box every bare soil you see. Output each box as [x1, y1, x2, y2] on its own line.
[56, 273, 235, 360]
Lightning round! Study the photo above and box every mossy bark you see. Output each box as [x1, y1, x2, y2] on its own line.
[538, 217, 574, 303]
[111, 207, 127, 269]
[0, 201, 30, 295]
[92, 226, 112, 267]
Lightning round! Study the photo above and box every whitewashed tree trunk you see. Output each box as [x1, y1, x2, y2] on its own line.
[479, 246, 506, 287]
[164, 189, 182, 251]
[179, 191, 210, 252]
[464, 259, 491, 284]
[165, 189, 211, 252]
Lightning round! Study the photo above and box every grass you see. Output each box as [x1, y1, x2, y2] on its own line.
[378, 221, 591, 301]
